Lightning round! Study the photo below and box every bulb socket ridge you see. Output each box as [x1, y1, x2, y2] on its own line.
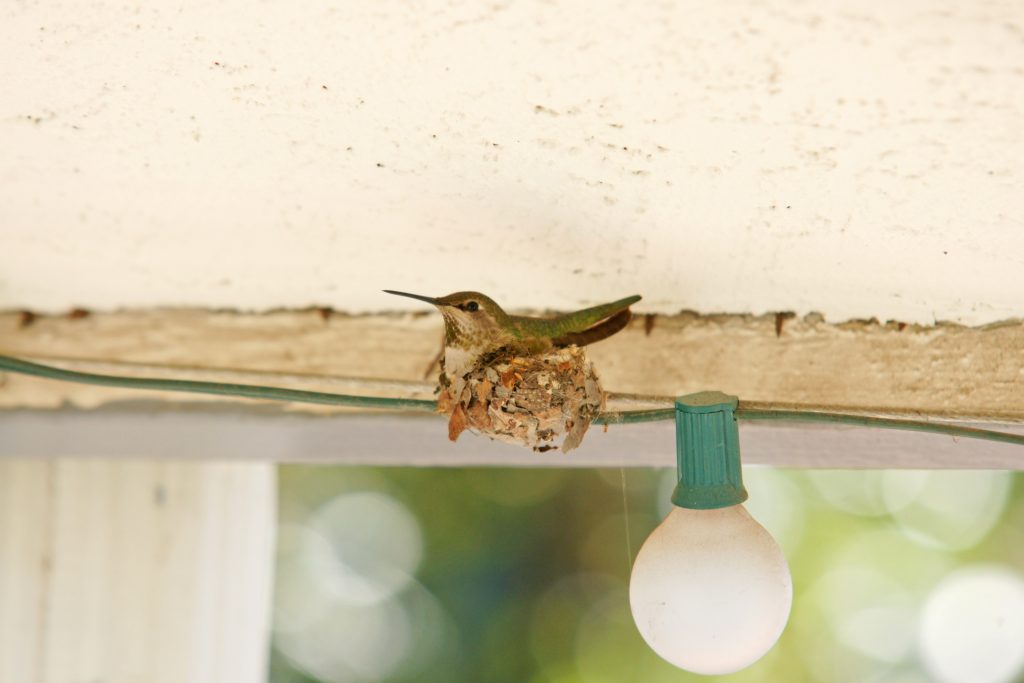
[671, 391, 749, 510]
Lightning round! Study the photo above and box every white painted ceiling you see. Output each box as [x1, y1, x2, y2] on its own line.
[2, 1, 1022, 324]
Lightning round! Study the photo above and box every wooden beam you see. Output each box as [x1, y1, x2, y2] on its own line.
[2, 309, 1022, 417]
[1, 309, 1023, 467]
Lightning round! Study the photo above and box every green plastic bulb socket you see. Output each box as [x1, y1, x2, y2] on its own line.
[671, 391, 749, 510]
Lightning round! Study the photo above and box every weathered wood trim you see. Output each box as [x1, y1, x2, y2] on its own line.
[1, 309, 1022, 467]
[2, 309, 1023, 413]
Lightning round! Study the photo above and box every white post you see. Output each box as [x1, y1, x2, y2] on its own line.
[0, 460, 276, 683]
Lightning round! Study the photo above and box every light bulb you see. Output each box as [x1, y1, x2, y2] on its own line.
[629, 503, 792, 675]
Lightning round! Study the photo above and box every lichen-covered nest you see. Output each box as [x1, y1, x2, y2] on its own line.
[437, 345, 605, 452]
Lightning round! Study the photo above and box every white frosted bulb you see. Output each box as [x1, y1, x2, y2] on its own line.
[629, 504, 792, 675]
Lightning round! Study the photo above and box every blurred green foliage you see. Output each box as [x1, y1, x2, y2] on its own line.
[270, 466, 1023, 683]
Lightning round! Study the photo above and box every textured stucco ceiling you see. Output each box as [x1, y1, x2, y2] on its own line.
[2, 1, 1022, 323]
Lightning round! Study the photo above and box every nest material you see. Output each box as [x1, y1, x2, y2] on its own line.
[437, 345, 605, 452]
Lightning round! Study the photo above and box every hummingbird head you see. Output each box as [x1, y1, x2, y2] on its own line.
[384, 290, 514, 351]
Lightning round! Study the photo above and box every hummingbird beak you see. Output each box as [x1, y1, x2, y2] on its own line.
[383, 290, 442, 306]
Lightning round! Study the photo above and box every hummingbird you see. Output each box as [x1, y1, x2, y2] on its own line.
[384, 290, 642, 452]
[383, 290, 642, 383]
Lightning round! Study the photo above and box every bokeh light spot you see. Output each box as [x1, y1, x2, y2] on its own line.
[919, 565, 1024, 683]
[275, 595, 412, 682]
[743, 466, 807, 555]
[883, 471, 1011, 551]
[813, 565, 914, 661]
[312, 491, 423, 603]
[272, 492, 435, 682]
[806, 470, 890, 516]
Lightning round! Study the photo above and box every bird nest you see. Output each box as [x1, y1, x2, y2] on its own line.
[437, 345, 605, 452]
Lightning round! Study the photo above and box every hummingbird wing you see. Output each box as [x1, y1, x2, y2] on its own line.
[548, 294, 641, 347]
[551, 308, 633, 347]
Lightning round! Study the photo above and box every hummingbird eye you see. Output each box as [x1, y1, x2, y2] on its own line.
[464, 301, 480, 312]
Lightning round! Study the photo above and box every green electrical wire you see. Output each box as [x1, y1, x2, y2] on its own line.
[594, 408, 674, 425]
[1, 353, 1022, 447]
[0, 354, 437, 413]
[735, 408, 1024, 447]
